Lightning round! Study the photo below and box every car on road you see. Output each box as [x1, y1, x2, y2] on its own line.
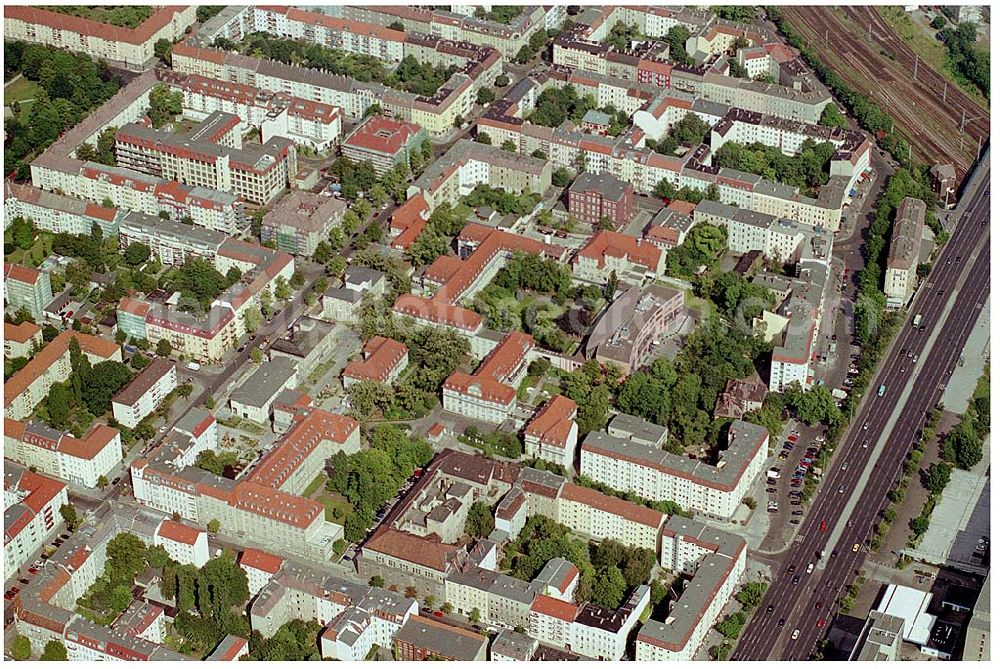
[237, 345, 247, 353]
[838, 485, 845, 493]
[766, 604, 775, 614]
[817, 618, 826, 628]
[778, 618, 785, 628]
[820, 520, 828, 531]
[815, 601, 823, 610]
[791, 518, 800, 525]
[787, 565, 795, 573]
[863, 421, 870, 430]
[842, 462, 848, 470]
[792, 510, 803, 516]
[792, 575, 800, 585]
[853, 543, 861, 553]
[806, 563, 814, 574]
[862, 439, 869, 449]
[791, 629, 800, 640]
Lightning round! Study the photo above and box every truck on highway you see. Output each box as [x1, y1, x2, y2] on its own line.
[912, 314, 923, 328]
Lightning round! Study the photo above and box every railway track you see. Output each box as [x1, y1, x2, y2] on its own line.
[784, 6, 987, 176]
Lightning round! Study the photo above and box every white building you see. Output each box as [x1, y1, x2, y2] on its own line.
[228, 358, 298, 425]
[443, 332, 534, 425]
[239, 547, 285, 598]
[5, 420, 122, 489]
[3, 469, 69, 576]
[523, 395, 579, 473]
[153, 518, 211, 568]
[112, 358, 178, 429]
[580, 415, 768, 518]
[528, 586, 650, 660]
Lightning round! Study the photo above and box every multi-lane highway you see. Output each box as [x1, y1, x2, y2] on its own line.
[734, 159, 990, 660]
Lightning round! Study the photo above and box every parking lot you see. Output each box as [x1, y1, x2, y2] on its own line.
[5, 531, 72, 608]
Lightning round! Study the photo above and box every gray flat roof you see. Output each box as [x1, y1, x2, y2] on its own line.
[229, 357, 297, 408]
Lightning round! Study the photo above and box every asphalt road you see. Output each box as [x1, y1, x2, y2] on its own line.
[733, 163, 990, 660]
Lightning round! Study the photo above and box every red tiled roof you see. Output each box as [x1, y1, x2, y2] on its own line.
[247, 408, 358, 490]
[156, 519, 202, 546]
[343, 114, 423, 156]
[239, 548, 284, 574]
[5, 419, 120, 461]
[524, 395, 577, 447]
[530, 594, 578, 621]
[364, 527, 461, 572]
[342, 336, 408, 384]
[575, 230, 663, 272]
[475, 331, 534, 383]
[559, 483, 665, 529]
[229, 481, 324, 529]
[5, 321, 42, 344]
[4, 262, 43, 286]
[443, 372, 516, 405]
[393, 294, 482, 332]
[11, 470, 66, 515]
[667, 200, 697, 215]
[4, 6, 190, 46]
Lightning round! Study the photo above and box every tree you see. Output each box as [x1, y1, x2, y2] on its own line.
[243, 306, 262, 334]
[389, 20, 405, 31]
[469, 608, 481, 624]
[552, 167, 572, 187]
[147, 84, 182, 129]
[97, 475, 109, 488]
[275, 276, 292, 300]
[464, 501, 495, 539]
[924, 462, 952, 495]
[369, 575, 385, 587]
[207, 519, 220, 534]
[440, 602, 454, 615]
[424, 595, 436, 609]
[39, 639, 69, 662]
[476, 87, 495, 105]
[591, 565, 627, 608]
[930, 15, 947, 30]
[495, 74, 511, 87]
[819, 102, 847, 129]
[154, 38, 172, 64]
[60, 503, 81, 532]
[250, 348, 264, 364]
[46, 383, 72, 429]
[156, 339, 173, 357]
[11, 635, 32, 660]
[10, 217, 36, 249]
[736, 582, 767, 609]
[124, 242, 151, 267]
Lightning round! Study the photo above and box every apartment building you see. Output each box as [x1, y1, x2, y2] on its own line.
[556, 483, 666, 553]
[239, 548, 285, 598]
[229, 358, 298, 425]
[3, 6, 196, 68]
[584, 284, 685, 372]
[408, 139, 552, 210]
[694, 199, 833, 265]
[388, 194, 431, 250]
[4, 469, 68, 576]
[115, 112, 296, 206]
[395, 616, 488, 661]
[567, 172, 636, 229]
[637, 517, 747, 660]
[158, 70, 343, 151]
[341, 115, 428, 176]
[153, 518, 211, 568]
[443, 332, 534, 424]
[4, 262, 53, 320]
[112, 601, 167, 646]
[4, 183, 123, 238]
[9, 504, 189, 660]
[4, 331, 122, 421]
[268, 317, 338, 381]
[523, 395, 579, 473]
[528, 586, 650, 660]
[573, 230, 665, 285]
[342, 336, 409, 389]
[580, 415, 769, 518]
[111, 358, 178, 429]
[119, 211, 226, 266]
[758, 261, 828, 392]
[118, 238, 294, 363]
[644, 206, 696, 250]
[4, 420, 122, 489]
[736, 42, 800, 81]
[884, 197, 926, 309]
[4, 321, 42, 360]
[132, 406, 359, 561]
[260, 191, 346, 257]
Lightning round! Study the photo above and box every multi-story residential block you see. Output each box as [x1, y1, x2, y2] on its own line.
[528, 586, 650, 660]
[112, 601, 167, 646]
[342, 336, 409, 389]
[736, 42, 799, 81]
[4, 183, 123, 238]
[694, 199, 834, 266]
[567, 172, 636, 229]
[584, 284, 684, 372]
[205, 635, 249, 661]
[111, 358, 178, 429]
[388, 194, 431, 250]
[851, 611, 907, 661]
[239, 548, 285, 598]
[3, 469, 68, 577]
[394, 616, 488, 661]
[4, 262, 53, 320]
[119, 211, 226, 266]
[153, 518, 211, 567]
[573, 230, 665, 285]
[491, 629, 540, 661]
[4, 321, 42, 360]
[4, 420, 122, 489]
[158, 70, 343, 151]
[229, 358, 298, 425]
[408, 139, 552, 210]
[884, 197, 926, 309]
[758, 261, 828, 392]
[341, 115, 428, 176]
[637, 517, 747, 660]
[443, 332, 534, 424]
[3, 6, 196, 69]
[581, 415, 769, 518]
[4, 331, 122, 420]
[267, 317, 337, 380]
[523, 395, 579, 473]
[115, 111, 297, 206]
[644, 205, 696, 250]
[132, 406, 359, 561]
[260, 191, 346, 257]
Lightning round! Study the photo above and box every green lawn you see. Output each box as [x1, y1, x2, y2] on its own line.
[4, 76, 41, 105]
[316, 490, 352, 525]
[4, 231, 54, 268]
[303, 472, 326, 497]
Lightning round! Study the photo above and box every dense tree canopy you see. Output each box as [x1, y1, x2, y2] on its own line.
[713, 139, 836, 195]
